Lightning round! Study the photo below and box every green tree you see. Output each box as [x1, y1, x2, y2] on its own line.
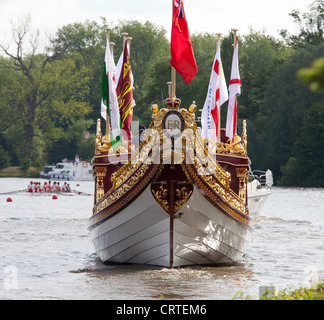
[280, 0, 324, 48]
[298, 57, 324, 92]
[0, 17, 92, 165]
[258, 44, 324, 181]
[50, 18, 106, 123]
[239, 29, 293, 120]
[280, 101, 324, 186]
[0, 145, 10, 170]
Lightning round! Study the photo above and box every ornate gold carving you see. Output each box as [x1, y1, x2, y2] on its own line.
[92, 104, 249, 224]
[92, 163, 160, 219]
[166, 97, 181, 110]
[242, 120, 247, 153]
[202, 120, 247, 156]
[95, 119, 112, 154]
[151, 185, 169, 212]
[189, 103, 197, 113]
[175, 186, 193, 212]
[182, 163, 250, 224]
[151, 104, 159, 114]
[95, 119, 102, 155]
[94, 162, 155, 215]
[236, 168, 249, 202]
[151, 182, 193, 214]
[94, 166, 107, 204]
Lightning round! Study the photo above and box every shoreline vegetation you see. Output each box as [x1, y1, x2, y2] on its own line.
[0, 166, 40, 178]
[259, 279, 324, 300]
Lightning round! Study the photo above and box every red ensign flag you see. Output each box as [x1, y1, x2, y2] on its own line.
[170, 0, 198, 84]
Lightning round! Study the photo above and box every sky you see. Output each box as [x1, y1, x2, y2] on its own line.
[0, 0, 312, 49]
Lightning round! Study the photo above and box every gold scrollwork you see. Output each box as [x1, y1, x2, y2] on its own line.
[94, 166, 107, 204]
[175, 187, 193, 212]
[236, 168, 249, 201]
[151, 185, 169, 212]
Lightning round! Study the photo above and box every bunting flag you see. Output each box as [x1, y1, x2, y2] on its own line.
[117, 41, 134, 140]
[170, 0, 198, 84]
[101, 36, 122, 149]
[201, 40, 228, 145]
[226, 41, 241, 142]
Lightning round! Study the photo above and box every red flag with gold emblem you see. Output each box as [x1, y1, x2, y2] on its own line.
[117, 41, 134, 140]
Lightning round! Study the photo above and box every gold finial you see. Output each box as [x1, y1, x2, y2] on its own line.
[109, 42, 115, 55]
[232, 28, 238, 46]
[105, 28, 112, 44]
[242, 120, 247, 153]
[96, 119, 103, 154]
[121, 32, 128, 49]
[189, 102, 197, 113]
[126, 37, 133, 56]
[151, 104, 159, 114]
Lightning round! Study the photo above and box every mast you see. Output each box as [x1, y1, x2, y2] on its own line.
[216, 33, 222, 142]
[104, 28, 112, 137]
[232, 28, 238, 137]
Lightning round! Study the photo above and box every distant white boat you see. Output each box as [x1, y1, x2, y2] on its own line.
[247, 169, 273, 215]
[40, 161, 93, 181]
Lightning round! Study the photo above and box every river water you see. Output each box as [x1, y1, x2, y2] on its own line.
[0, 177, 323, 300]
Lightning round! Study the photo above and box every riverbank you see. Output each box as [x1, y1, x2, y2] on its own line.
[0, 166, 40, 178]
[258, 279, 324, 300]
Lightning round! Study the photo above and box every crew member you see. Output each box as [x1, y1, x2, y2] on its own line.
[28, 181, 33, 193]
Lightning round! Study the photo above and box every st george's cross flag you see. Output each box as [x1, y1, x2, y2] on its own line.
[226, 41, 242, 142]
[201, 40, 228, 146]
[170, 0, 198, 84]
[101, 36, 122, 149]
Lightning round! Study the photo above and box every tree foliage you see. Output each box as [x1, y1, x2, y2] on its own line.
[280, 0, 324, 48]
[0, 17, 92, 165]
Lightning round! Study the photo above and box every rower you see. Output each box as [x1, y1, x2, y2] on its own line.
[48, 181, 52, 192]
[28, 181, 33, 193]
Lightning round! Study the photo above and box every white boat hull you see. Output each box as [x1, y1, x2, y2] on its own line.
[247, 181, 272, 215]
[40, 161, 93, 181]
[90, 185, 250, 268]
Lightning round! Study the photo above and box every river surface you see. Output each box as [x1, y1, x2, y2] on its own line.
[0, 178, 323, 300]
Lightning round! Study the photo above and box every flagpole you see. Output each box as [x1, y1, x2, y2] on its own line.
[105, 28, 112, 137]
[216, 33, 222, 142]
[105, 28, 112, 44]
[232, 28, 238, 47]
[167, 81, 172, 98]
[171, 67, 176, 99]
[232, 28, 238, 137]
[126, 37, 133, 57]
[109, 42, 115, 55]
[121, 32, 128, 49]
